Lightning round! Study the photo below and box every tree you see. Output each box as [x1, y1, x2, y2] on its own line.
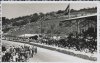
[56, 10, 64, 14]
[30, 13, 39, 22]
[39, 12, 44, 18]
[46, 29, 51, 34]
[2, 17, 10, 25]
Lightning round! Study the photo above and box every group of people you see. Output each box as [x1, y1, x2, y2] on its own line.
[39, 34, 97, 53]
[2, 44, 37, 62]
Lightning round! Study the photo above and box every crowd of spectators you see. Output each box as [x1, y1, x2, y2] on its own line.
[2, 45, 37, 62]
[40, 34, 96, 53]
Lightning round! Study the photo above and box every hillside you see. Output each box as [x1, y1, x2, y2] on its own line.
[2, 7, 97, 36]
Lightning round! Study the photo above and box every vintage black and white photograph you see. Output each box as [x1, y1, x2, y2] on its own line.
[1, 3, 97, 62]
[1, 0, 100, 1]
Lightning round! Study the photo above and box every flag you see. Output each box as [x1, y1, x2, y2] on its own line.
[64, 4, 70, 16]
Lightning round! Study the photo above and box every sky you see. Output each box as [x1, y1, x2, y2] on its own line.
[2, 3, 97, 19]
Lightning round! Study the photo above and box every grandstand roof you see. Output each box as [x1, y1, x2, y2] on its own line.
[19, 34, 40, 38]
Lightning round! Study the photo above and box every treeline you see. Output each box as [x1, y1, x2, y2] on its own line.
[2, 13, 43, 26]
[2, 7, 97, 25]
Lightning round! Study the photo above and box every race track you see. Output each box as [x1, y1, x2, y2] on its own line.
[2, 40, 96, 63]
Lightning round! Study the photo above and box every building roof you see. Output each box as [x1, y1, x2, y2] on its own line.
[19, 34, 40, 38]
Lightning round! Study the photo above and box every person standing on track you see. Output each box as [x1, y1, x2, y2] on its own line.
[34, 46, 37, 54]
[32, 45, 35, 57]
